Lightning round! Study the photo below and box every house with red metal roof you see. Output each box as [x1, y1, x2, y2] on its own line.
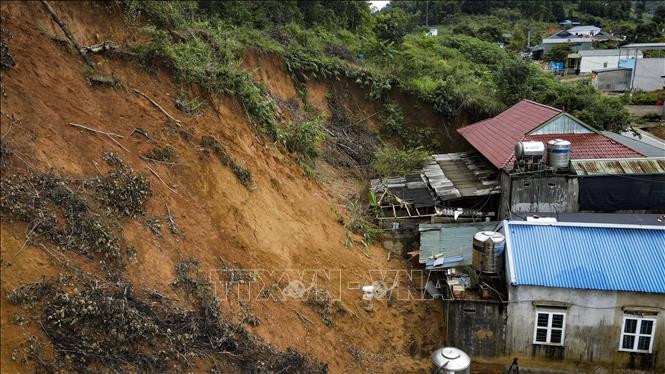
[457, 99, 644, 170]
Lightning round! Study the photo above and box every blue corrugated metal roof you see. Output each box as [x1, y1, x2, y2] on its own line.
[505, 222, 665, 294]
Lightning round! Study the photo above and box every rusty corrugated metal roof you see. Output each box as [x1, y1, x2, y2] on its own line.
[571, 157, 665, 175]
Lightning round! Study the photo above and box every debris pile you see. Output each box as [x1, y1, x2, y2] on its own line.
[0, 27, 15, 70]
[305, 287, 334, 327]
[94, 168, 151, 217]
[0, 172, 123, 264]
[324, 85, 378, 169]
[7, 259, 327, 373]
[143, 145, 177, 163]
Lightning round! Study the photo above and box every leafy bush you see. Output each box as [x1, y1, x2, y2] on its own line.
[625, 90, 665, 105]
[280, 112, 326, 160]
[121, 0, 637, 144]
[544, 44, 571, 63]
[127, 15, 279, 139]
[381, 100, 404, 136]
[371, 146, 430, 177]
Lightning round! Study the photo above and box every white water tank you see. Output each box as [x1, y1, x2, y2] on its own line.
[431, 347, 470, 374]
[514, 141, 545, 160]
[547, 139, 571, 169]
[472, 231, 505, 274]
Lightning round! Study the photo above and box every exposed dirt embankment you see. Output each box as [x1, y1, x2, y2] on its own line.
[1, 2, 443, 373]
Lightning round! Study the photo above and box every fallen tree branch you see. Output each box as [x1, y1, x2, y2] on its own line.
[106, 134, 129, 153]
[40, 0, 95, 67]
[92, 160, 102, 176]
[146, 165, 177, 194]
[133, 89, 182, 126]
[68, 123, 124, 138]
[129, 128, 151, 140]
[84, 41, 115, 53]
[69, 122, 129, 152]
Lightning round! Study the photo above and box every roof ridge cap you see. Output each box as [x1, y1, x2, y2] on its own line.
[520, 99, 562, 113]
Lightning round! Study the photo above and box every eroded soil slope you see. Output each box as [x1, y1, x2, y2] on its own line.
[0, 2, 443, 373]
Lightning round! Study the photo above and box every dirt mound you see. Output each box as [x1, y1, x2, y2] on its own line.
[0, 2, 444, 373]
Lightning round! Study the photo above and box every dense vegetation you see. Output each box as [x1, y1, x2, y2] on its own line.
[120, 0, 663, 162]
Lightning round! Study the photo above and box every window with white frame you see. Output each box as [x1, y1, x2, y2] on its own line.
[533, 308, 566, 345]
[619, 315, 657, 353]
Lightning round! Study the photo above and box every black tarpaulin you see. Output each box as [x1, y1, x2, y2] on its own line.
[578, 175, 665, 212]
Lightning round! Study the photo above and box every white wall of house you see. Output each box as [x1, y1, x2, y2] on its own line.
[581, 55, 620, 73]
[505, 285, 665, 370]
[633, 58, 665, 92]
[528, 113, 594, 135]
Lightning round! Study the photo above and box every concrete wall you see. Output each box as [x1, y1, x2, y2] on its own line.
[592, 69, 631, 91]
[633, 58, 665, 92]
[499, 173, 579, 218]
[444, 299, 507, 357]
[379, 219, 422, 256]
[506, 286, 665, 371]
[581, 55, 620, 73]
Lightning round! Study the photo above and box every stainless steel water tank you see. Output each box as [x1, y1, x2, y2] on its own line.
[514, 141, 545, 160]
[472, 231, 505, 274]
[547, 139, 571, 169]
[431, 347, 470, 374]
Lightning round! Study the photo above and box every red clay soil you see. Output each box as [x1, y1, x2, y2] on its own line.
[0, 2, 447, 373]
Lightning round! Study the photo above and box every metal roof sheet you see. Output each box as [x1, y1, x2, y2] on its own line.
[601, 131, 665, 157]
[621, 43, 665, 50]
[505, 221, 665, 293]
[568, 25, 601, 32]
[501, 133, 645, 168]
[509, 212, 665, 226]
[423, 152, 499, 201]
[370, 173, 436, 209]
[571, 157, 665, 175]
[457, 100, 561, 168]
[579, 49, 629, 57]
[419, 222, 499, 267]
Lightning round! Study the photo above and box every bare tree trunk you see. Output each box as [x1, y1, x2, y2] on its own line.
[40, 0, 95, 67]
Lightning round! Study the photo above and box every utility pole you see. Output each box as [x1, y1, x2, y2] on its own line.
[425, 0, 429, 27]
[527, 31, 531, 49]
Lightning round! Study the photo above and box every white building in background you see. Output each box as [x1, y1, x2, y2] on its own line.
[579, 49, 643, 73]
[567, 25, 601, 36]
[633, 58, 665, 91]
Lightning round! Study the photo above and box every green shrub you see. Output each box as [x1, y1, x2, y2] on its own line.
[626, 90, 665, 105]
[371, 146, 430, 177]
[280, 112, 326, 160]
[381, 100, 404, 136]
[129, 22, 279, 139]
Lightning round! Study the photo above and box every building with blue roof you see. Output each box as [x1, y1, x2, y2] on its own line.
[503, 221, 665, 370]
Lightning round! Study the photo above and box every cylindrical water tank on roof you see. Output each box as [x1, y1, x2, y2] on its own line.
[547, 139, 571, 169]
[431, 347, 470, 374]
[514, 141, 545, 160]
[472, 231, 505, 274]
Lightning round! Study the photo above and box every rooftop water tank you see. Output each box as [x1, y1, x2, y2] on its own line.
[514, 141, 545, 160]
[431, 347, 470, 374]
[472, 231, 505, 274]
[547, 139, 571, 169]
